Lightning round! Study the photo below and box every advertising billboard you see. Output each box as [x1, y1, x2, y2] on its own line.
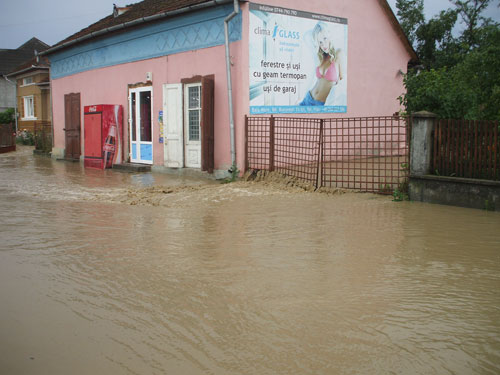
[249, 3, 348, 114]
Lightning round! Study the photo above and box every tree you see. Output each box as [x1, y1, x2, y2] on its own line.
[414, 9, 458, 69]
[396, 0, 425, 45]
[396, 0, 500, 120]
[462, 25, 500, 119]
[400, 25, 500, 120]
[452, 0, 495, 49]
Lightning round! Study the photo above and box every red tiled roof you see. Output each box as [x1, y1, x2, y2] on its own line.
[50, 0, 416, 61]
[56, 0, 215, 47]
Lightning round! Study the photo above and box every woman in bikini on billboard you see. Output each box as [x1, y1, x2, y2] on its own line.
[300, 22, 344, 106]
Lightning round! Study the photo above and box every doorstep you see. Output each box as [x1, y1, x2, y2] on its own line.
[112, 163, 151, 172]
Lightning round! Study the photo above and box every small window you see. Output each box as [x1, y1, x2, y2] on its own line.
[23, 96, 35, 119]
[23, 77, 34, 85]
[187, 85, 201, 141]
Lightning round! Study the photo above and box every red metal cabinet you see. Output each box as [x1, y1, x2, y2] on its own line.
[83, 105, 123, 169]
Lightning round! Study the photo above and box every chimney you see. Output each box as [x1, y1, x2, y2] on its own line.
[113, 3, 131, 18]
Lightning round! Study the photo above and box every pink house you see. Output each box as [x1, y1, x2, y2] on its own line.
[43, 0, 416, 178]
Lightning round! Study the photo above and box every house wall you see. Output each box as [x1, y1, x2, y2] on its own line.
[16, 71, 51, 132]
[232, 0, 411, 172]
[237, 0, 410, 117]
[51, 44, 238, 169]
[41, 88, 51, 122]
[0, 78, 16, 112]
[49, 3, 242, 171]
[48, 0, 412, 174]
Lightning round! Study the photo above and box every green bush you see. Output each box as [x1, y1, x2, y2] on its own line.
[0, 108, 15, 124]
[16, 131, 35, 146]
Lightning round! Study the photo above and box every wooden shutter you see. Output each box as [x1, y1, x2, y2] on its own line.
[201, 75, 214, 173]
[162, 84, 184, 167]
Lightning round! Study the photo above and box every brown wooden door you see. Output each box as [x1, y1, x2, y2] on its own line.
[201, 75, 214, 173]
[64, 93, 81, 160]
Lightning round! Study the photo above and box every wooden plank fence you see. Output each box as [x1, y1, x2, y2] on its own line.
[433, 119, 499, 180]
[0, 123, 16, 153]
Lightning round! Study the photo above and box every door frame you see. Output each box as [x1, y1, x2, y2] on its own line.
[176, 75, 215, 172]
[128, 86, 153, 164]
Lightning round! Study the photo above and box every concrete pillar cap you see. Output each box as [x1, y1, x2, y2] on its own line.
[412, 111, 437, 118]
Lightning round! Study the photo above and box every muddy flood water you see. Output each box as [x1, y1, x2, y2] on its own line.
[1, 146, 500, 375]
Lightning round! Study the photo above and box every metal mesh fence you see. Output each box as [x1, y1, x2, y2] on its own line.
[246, 115, 272, 170]
[246, 115, 410, 193]
[274, 117, 321, 184]
[321, 116, 409, 192]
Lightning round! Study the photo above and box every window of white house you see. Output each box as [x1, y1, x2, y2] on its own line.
[22, 77, 34, 85]
[23, 96, 35, 119]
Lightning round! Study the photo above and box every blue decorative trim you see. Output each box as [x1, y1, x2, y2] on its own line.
[250, 105, 348, 114]
[50, 4, 242, 79]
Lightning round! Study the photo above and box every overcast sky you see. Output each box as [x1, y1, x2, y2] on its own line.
[0, 0, 499, 49]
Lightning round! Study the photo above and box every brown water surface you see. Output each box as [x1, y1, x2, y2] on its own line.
[1, 147, 500, 374]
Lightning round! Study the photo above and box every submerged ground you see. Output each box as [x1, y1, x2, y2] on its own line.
[1, 146, 499, 374]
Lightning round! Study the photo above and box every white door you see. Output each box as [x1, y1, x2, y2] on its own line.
[184, 83, 202, 168]
[163, 84, 184, 167]
[129, 87, 153, 164]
